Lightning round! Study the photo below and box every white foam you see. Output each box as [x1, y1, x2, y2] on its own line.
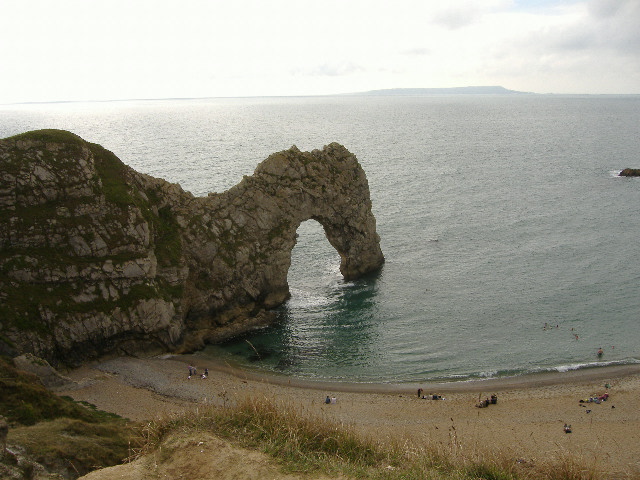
[287, 287, 333, 308]
[552, 358, 640, 373]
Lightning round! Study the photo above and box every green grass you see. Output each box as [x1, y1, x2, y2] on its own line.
[0, 356, 120, 425]
[1, 355, 139, 478]
[5, 129, 86, 146]
[89, 140, 135, 206]
[90, 140, 183, 267]
[1, 128, 185, 337]
[9, 418, 136, 478]
[154, 205, 183, 266]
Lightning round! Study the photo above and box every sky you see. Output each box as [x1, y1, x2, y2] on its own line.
[1, 0, 639, 103]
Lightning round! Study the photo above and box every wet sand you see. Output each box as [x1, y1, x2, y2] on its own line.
[58, 355, 640, 478]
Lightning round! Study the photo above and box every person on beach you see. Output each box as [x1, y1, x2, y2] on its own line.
[418, 388, 423, 398]
[325, 396, 331, 404]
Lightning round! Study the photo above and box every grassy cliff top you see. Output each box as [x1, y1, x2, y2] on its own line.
[4, 128, 86, 144]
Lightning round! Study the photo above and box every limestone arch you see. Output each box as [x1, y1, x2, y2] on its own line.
[249, 142, 385, 279]
[186, 142, 384, 345]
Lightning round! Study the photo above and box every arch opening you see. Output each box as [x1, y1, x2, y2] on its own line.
[286, 219, 342, 307]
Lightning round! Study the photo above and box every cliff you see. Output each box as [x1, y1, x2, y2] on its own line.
[0, 130, 384, 365]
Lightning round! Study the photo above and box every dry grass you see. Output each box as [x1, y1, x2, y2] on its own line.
[130, 396, 608, 480]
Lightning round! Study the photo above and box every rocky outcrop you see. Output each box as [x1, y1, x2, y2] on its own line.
[0, 130, 384, 364]
[619, 168, 640, 177]
[12, 353, 73, 388]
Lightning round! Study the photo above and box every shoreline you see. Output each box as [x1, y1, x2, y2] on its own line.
[58, 354, 640, 478]
[179, 352, 640, 393]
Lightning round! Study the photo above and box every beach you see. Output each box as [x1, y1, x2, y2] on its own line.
[56, 354, 640, 478]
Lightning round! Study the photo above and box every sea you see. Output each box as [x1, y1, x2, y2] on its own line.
[2, 94, 639, 384]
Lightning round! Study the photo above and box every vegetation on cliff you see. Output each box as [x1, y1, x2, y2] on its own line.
[1, 129, 187, 364]
[1, 130, 384, 365]
[0, 356, 137, 478]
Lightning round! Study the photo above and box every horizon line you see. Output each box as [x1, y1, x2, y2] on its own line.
[3, 88, 640, 106]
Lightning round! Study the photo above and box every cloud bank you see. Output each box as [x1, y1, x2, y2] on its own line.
[0, 0, 638, 103]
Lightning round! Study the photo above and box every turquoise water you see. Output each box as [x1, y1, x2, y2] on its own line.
[2, 95, 640, 382]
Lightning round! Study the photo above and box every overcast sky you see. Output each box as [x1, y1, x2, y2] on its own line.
[1, 0, 639, 103]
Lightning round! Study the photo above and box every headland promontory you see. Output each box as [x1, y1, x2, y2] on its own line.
[0, 130, 384, 365]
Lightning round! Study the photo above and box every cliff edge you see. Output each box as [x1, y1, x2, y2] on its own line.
[0, 130, 384, 364]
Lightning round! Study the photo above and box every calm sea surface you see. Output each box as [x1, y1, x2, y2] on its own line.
[2, 95, 639, 383]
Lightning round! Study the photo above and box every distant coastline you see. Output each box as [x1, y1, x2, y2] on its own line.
[8, 87, 640, 105]
[351, 85, 532, 95]
[3, 87, 528, 105]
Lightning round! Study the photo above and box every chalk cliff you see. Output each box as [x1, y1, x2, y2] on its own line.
[0, 130, 384, 364]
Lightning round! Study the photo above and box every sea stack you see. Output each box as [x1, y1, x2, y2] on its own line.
[619, 168, 640, 177]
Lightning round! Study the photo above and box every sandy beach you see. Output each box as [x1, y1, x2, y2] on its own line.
[57, 355, 640, 478]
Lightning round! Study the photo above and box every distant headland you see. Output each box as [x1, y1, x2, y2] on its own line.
[353, 86, 531, 95]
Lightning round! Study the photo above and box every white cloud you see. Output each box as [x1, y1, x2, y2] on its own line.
[0, 0, 638, 103]
[428, 0, 511, 29]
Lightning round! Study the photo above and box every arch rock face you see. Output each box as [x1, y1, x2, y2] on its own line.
[0, 130, 384, 362]
[180, 142, 385, 350]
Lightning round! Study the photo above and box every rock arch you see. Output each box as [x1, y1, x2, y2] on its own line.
[251, 143, 384, 281]
[181, 143, 385, 348]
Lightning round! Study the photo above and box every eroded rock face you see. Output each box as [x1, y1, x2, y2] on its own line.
[0, 130, 384, 364]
